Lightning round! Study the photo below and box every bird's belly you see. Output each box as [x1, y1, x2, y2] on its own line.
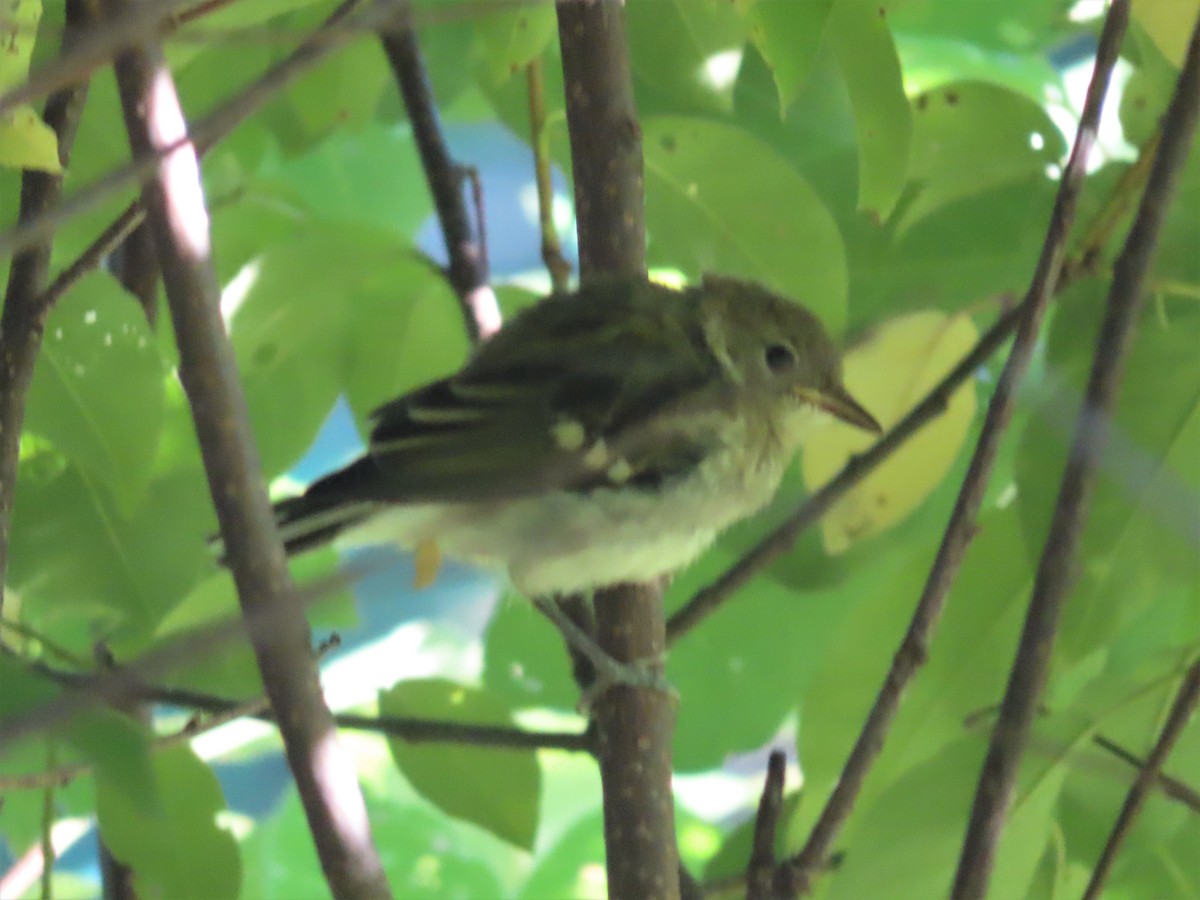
[343, 447, 783, 596]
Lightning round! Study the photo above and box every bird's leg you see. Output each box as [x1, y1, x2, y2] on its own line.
[532, 594, 675, 710]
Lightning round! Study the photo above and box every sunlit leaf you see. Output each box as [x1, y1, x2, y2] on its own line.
[802, 310, 979, 554]
[381, 678, 541, 850]
[475, 0, 557, 85]
[1133, 0, 1200, 68]
[898, 80, 1065, 233]
[643, 116, 847, 333]
[0, 105, 61, 172]
[96, 745, 241, 899]
[26, 273, 165, 510]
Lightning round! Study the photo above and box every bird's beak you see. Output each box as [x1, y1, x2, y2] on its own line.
[795, 385, 883, 434]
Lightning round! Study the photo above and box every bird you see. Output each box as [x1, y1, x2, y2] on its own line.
[263, 273, 881, 599]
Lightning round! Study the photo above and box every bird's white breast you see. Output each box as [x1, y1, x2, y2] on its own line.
[342, 417, 793, 597]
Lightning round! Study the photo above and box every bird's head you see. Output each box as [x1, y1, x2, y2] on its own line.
[696, 274, 882, 441]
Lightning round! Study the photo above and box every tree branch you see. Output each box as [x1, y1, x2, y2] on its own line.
[773, 4, 1132, 893]
[1083, 656, 1200, 898]
[378, 3, 501, 342]
[0, 0, 91, 625]
[527, 58, 571, 292]
[746, 750, 787, 900]
[0, 0, 384, 262]
[102, 3, 390, 894]
[952, 11, 1200, 896]
[554, 3, 680, 896]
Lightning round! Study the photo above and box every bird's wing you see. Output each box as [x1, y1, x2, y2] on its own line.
[351, 288, 726, 504]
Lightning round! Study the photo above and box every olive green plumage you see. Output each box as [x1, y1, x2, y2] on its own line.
[272, 274, 879, 595]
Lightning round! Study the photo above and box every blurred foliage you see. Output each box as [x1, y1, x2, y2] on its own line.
[1, 0, 1198, 897]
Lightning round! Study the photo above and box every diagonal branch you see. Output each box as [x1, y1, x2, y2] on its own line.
[773, 4, 1133, 894]
[0, 0, 387, 262]
[102, 1, 391, 893]
[1083, 656, 1200, 898]
[0, 0, 92, 625]
[378, 3, 501, 342]
[952, 11, 1200, 896]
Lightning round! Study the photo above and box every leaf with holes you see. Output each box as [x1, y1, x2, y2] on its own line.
[25, 272, 165, 510]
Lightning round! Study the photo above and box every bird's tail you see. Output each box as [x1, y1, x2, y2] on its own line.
[212, 462, 380, 563]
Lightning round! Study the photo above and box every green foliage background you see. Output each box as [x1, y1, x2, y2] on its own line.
[1, 0, 1198, 897]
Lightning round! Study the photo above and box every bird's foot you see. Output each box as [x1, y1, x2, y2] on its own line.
[532, 596, 677, 712]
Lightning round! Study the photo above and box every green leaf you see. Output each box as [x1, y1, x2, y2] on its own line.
[474, 0, 557, 85]
[828, 2, 911, 219]
[642, 116, 847, 334]
[899, 80, 1065, 233]
[341, 258, 470, 432]
[823, 736, 1066, 900]
[65, 709, 157, 814]
[483, 592, 580, 714]
[0, 0, 41, 88]
[380, 678, 541, 850]
[272, 123, 432, 240]
[228, 223, 418, 475]
[97, 744, 241, 900]
[1016, 293, 1200, 667]
[741, 0, 836, 112]
[8, 463, 214, 641]
[629, 0, 750, 113]
[0, 105, 61, 173]
[26, 272, 166, 511]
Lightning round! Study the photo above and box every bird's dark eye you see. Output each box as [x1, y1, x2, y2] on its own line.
[765, 343, 797, 373]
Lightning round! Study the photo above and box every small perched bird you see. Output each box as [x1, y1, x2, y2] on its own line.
[270, 274, 881, 596]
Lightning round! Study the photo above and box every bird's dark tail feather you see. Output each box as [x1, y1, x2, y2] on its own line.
[211, 462, 380, 564]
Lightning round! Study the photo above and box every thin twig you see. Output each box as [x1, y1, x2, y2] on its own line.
[774, 5, 1132, 894]
[527, 58, 571, 292]
[0, 0, 192, 117]
[1083, 656, 1200, 897]
[952, 12, 1200, 896]
[103, 8, 390, 891]
[378, 6, 501, 343]
[0, 0, 381, 263]
[0, 0, 92, 626]
[0, 684, 592, 792]
[1091, 733, 1200, 814]
[666, 18, 1168, 648]
[746, 750, 787, 900]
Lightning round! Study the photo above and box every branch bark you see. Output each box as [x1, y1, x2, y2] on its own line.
[554, 5, 677, 896]
[0, 0, 91, 624]
[0, 0, 381, 261]
[102, 2, 391, 894]
[775, 4, 1132, 893]
[952, 11, 1200, 896]
[378, 4, 501, 342]
[1083, 657, 1200, 898]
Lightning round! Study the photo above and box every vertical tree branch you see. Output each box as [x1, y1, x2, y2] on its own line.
[0, 0, 91, 625]
[101, 1, 391, 895]
[952, 12, 1200, 896]
[777, 4, 1132, 893]
[555, 4, 676, 897]
[378, 3, 501, 342]
[1083, 657, 1200, 899]
[556, 0, 645, 278]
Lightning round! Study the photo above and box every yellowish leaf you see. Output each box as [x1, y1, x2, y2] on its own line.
[1133, 0, 1200, 67]
[0, 106, 63, 173]
[802, 310, 978, 554]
